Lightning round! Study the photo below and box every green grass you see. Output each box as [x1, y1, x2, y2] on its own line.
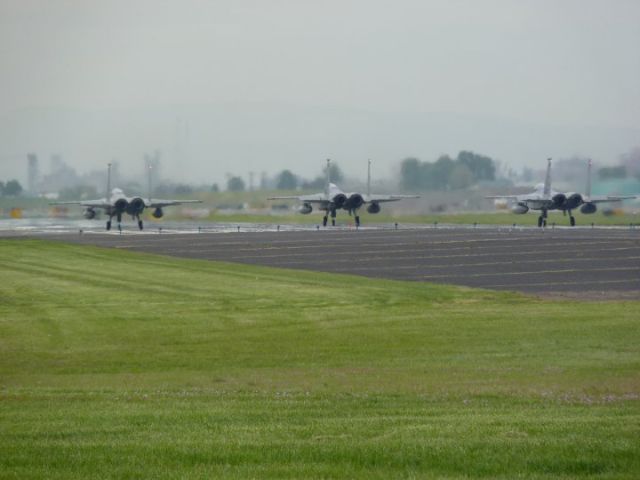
[1, 240, 639, 478]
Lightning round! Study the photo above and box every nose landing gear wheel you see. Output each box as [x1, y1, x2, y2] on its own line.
[106, 221, 111, 231]
[322, 216, 328, 227]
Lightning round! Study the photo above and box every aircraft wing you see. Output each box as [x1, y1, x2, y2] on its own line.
[267, 193, 328, 202]
[146, 199, 203, 208]
[49, 199, 111, 208]
[587, 195, 637, 203]
[364, 194, 420, 203]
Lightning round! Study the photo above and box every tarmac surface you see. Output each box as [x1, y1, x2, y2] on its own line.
[4, 219, 639, 299]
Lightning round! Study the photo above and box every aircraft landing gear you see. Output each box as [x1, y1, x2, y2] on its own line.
[330, 208, 337, 227]
[138, 219, 144, 230]
[322, 215, 328, 227]
[355, 216, 360, 227]
[538, 210, 548, 228]
[569, 210, 576, 226]
[106, 220, 112, 231]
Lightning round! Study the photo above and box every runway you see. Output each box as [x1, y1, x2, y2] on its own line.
[4, 219, 639, 299]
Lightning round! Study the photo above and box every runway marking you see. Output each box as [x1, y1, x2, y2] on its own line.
[415, 267, 639, 280]
[324, 256, 640, 272]
[15, 225, 640, 297]
[482, 278, 640, 289]
[224, 245, 640, 263]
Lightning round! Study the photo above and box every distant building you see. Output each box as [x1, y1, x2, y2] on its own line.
[27, 153, 39, 194]
[144, 151, 162, 195]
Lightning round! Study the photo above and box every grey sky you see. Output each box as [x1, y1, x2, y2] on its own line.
[1, 0, 639, 185]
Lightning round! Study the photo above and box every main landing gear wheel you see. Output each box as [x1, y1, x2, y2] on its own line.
[138, 220, 144, 230]
[570, 216, 576, 227]
[332, 218, 336, 227]
[106, 220, 112, 231]
[355, 216, 360, 227]
[322, 216, 328, 227]
[537, 216, 543, 228]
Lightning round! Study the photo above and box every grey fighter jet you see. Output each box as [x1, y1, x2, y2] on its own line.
[50, 163, 202, 230]
[487, 158, 635, 227]
[268, 159, 419, 227]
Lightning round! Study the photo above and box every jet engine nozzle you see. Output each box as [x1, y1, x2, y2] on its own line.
[114, 198, 129, 212]
[511, 203, 529, 214]
[83, 207, 97, 219]
[565, 193, 583, 210]
[345, 193, 364, 210]
[552, 193, 567, 209]
[580, 202, 597, 214]
[331, 193, 347, 209]
[298, 203, 312, 214]
[367, 202, 381, 214]
[126, 197, 145, 215]
[152, 207, 164, 218]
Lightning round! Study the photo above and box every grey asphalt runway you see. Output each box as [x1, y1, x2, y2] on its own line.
[6, 220, 639, 298]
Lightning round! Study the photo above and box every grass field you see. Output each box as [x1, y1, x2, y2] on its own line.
[1, 240, 639, 478]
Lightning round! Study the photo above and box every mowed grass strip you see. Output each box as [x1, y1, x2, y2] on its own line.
[0, 239, 639, 478]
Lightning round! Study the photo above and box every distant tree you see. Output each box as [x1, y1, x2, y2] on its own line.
[301, 177, 325, 190]
[456, 151, 495, 181]
[276, 170, 297, 190]
[449, 164, 474, 190]
[227, 176, 246, 192]
[324, 162, 344, 184]
[598, 166, 627, 180]
[3, 179, 22, 196]
[522, 167, 534, 183]
[400, 151, 496, 191]
[211, 183, 219, 192]
[174, 184, 193, 194]
[620, 146, 640, 179]
[431, 155, 456, 190]
[400, 157, 422, 191]
[58, 185, 98, 201]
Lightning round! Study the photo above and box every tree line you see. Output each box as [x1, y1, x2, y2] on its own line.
[0, 180, 23, 197]
[224, 153, 497, 192]
[399, 151, 496, 192]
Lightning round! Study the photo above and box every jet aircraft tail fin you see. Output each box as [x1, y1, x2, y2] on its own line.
[586, 159, 592, 199]
[147, 161, 153, 203]
[106, 163, 112, 201]
[543, 158, 552, 196]
[325, 158, 331, 197]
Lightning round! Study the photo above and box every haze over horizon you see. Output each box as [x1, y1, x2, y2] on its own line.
[1, 0, 638, 186]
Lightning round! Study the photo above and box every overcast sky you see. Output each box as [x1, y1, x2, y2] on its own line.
[1, 0, 639, 185]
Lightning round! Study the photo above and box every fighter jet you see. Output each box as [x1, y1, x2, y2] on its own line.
[268, 159, 419, 227]
[50, 163, 202, 230]
[487, 158, 635, 227]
